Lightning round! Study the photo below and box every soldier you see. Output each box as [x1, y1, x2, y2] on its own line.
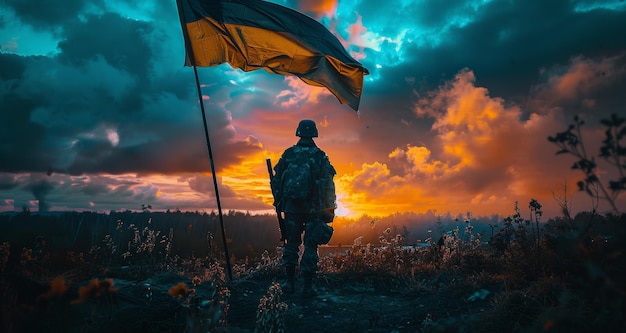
[271, 119, 336, 297]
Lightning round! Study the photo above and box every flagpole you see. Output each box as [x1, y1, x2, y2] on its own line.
[192, 65, 233, 282]
[176, 0, 232, 281]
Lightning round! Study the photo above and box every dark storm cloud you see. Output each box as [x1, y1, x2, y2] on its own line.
[0, 52, 26, 79]
[0, 2, 262, 177]
[76, 181, 110, 196]
[0, 11, 157, 174]
[4, 0, 89, 29]
[441, 0, 626, 98]
[0, 174, 18, 190]
[63, 128, 263, 175]
[354, 0, 626, 105]
[58, 13, 153, 77]
[0, 87, 53, 173]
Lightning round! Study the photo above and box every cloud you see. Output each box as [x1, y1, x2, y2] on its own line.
[4, 0, 86, 28]
[416, 69, 526, 172]
[187, 174, 237, 198]
[0, 173, 18, 190]
[71, 176, 112, 196]
[298, 0, 338, 19]
[337, 65, 609, 217]
[0, 4, 267, 177]
[531, 53, 626, 112]
[275, 76, 331, 108]
[388, 146, 449, 179]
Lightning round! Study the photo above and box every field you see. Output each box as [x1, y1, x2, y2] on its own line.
[0, 207, 624, 333]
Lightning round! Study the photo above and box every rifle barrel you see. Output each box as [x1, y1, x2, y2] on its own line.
[266, 158, 273, 179]
[266, 158, 286, 243]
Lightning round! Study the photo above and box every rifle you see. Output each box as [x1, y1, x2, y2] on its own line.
[266, 158, 287, 243]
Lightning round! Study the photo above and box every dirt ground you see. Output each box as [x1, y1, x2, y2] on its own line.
[2, 269, 498, 333]
[227, 270, 498, 333]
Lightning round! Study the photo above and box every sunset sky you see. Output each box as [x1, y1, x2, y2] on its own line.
[1, 0, 625, 220]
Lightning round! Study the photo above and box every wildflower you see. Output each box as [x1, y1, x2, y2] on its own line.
[544, 319, 555, 331]
[255, 282, 287, 332]
[39, 276, 68, 300]
[71, 278, 117, 304]
[169, 282, 195, 299]
[192, 276, 202, 286]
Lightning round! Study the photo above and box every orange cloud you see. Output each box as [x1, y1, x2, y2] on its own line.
[389, 146, 449, 178]
[298, 0, 338, 19]
[415, 69, 529, 173]
[275, 76, 331, 108]
[336, 68, 583, 218]
[532, 53, 626, 109]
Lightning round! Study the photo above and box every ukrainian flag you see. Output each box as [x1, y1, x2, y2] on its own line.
[176, 0, 368, 111]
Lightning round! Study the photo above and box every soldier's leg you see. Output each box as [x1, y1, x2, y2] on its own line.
[301, 219, 320, 297]
[281, 213, 304, 293]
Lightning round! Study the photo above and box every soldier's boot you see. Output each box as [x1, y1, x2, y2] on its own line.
[302, 271, 318, 298]
[282, 265, 296, 294]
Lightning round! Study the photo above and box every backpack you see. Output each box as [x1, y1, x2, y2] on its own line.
[280, 146, 320, 200]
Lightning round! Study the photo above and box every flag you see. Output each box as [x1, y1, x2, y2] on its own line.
[176, 0, 369, 111]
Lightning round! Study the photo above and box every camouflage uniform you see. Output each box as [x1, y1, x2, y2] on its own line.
[282, 212, 320, 272]
[271, 120, 336, 296]
[272, 138, 336, 273]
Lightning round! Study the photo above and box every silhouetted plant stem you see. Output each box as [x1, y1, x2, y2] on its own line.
[548, 114, 624, 214]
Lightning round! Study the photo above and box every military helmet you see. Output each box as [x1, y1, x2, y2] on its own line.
[295, 119, 318, 138]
